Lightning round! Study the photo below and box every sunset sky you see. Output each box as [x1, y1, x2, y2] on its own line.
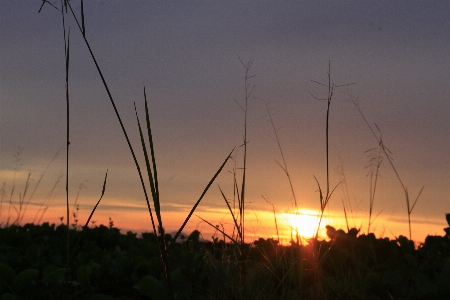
[1, 1, 449, 243]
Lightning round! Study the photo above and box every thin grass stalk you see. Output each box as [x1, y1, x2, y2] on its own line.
[352, 99, 424, 240]
[219, 186, 242, 240]
[315, 181, 340, 240]
[233, 173, 242, 242]
[10, 172, 30, 225]
[336, 158, 352, 231]
[263, 100, 302, 246]
[197, 216, 239, 245]
[342, 201, 349, 232]
[232, 155, 237, 213]
[240, 69, 248, 245]
[407, 186, 424, 240]
[34, 175, 62, 224]
[310, 62, 352, 239]
[340, 179, 350, 232]
[310, 61, 334, 239]
[59, 0, 70, 289]
[264, 101, 299, 214]
[0, 182, 5, 221]
[238, 57, 255, 285]
[325, 65, 333, 201]
[262, 196, 280, 241]
[18, 148, 61, 225]
[5, 149, 22, 226]
[20, 176, 30, 216]
[366, 146, 383, 234]
[230, 155, 239, 240]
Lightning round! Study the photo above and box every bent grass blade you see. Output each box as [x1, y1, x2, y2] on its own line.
[172, 148, 235, 244]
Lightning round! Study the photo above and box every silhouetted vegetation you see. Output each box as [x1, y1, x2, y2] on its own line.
[1, 218, 449, 299]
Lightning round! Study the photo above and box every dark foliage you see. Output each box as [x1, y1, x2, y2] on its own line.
[0, 218, 449, 299]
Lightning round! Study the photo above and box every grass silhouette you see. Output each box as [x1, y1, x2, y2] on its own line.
[0, 1, 447, 299]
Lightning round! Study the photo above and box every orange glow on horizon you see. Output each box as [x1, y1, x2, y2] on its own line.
[2, 202, 447, 246]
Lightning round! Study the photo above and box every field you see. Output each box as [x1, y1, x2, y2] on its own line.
[1, 2, 449, 299]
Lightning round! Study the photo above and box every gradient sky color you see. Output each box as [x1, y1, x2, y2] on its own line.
[1, 1, 449, 243]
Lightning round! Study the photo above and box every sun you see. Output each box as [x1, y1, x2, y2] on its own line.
[280, 210, 329, 240]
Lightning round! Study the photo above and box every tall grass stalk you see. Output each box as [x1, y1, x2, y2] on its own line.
[3, 151, 22, 224]
[352, 99, 424, 240]
[0, 183, 5, 222]
[33, 175, 62, 224]
[237, 57, 255, 289]
[261, 99, 306, 295]
[335, 158, 353, 232]
[238, 57, 254, 242]
[263, 101, 299, 215]
[262, 196, 280, 242]
[365, 146, 383, 234]
[57, 0, 71, 289]
[3, 148, 23, 226]
[309, 61, 353, 239]
[204, 58, 255, 295]
[24, 148, 62, 224]
[226, 155, 240, 240]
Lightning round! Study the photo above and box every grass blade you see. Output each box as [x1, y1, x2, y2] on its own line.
[409, 186, 424, 213]
[84, 170, 108, 228]
[197, 215, 239, 245]
[134, 100, 172, 298]
[219, 185, 242, 239]
[143, 90, 161, 217]
[134, 103, 158, 235]
[172, 148, 234, 243]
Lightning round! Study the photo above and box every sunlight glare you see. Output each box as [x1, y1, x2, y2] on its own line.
[280, 210, 329, 240]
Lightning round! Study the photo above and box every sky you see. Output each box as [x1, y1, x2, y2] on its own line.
[1, 1, 449, 243]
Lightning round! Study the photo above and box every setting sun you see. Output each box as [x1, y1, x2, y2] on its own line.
[280, 210, 330, 241]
